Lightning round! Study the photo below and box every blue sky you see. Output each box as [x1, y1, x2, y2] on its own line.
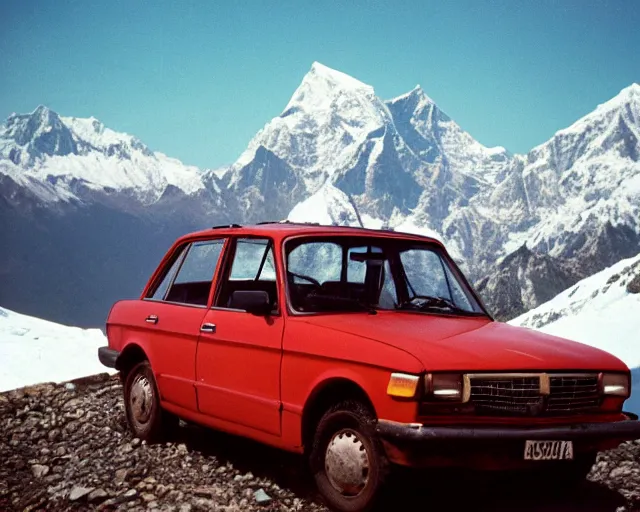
[1, 0, 639, 168]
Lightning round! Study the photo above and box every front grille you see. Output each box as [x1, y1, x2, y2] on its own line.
[467, 373, 601, 416]
[470, 377, 542, 415]
[548, 375, 600, 413]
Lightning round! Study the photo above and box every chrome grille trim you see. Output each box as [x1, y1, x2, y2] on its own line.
[548, 374, 600, 413]
[463, 372, 602, 416]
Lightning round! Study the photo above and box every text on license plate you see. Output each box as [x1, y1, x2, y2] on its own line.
[524, 440, 574, 460]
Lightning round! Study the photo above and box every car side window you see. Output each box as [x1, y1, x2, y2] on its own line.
[229, 238, 276, 281]
[162, 239, 224, 306]
[148, 245, 188, 301]
[215, 238, 279, 312]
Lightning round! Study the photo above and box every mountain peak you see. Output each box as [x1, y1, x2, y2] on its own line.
[617, 82, 640, 102]
[282, 62, 375, 115]
[388, 85, 435, 106]
[30, 105, 64, 126]
[306, 61, 373, 92]
[593, 82, 640, 115]
[553, 82, 640, 141]
[32, 104, 51, 115]
[1, 105, 76, 160]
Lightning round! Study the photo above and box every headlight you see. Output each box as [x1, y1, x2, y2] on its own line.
[602, 373, 630, 397]
[425, 373, 465, 401]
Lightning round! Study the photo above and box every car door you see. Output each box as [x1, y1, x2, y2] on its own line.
[141, 237, 226, 412]
[195, 237, 284, 436]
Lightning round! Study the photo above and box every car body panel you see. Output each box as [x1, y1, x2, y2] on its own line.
[101, 222, 638, 463]
[279, 316, 423, 446]
[196, 308, 284, 435]
[298, 311, 627, 372]
[108, 299, 205, 411]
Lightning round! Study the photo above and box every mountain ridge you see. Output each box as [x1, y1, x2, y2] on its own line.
[1, 63, 639, 325]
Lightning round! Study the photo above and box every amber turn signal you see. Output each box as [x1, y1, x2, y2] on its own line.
[387, 372, 420, 398]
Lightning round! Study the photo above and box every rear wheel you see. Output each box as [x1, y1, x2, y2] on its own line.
[123, 361, 178, 442]
[309, 400, 389, 512]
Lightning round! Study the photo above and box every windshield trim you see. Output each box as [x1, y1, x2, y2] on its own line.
[280, 233, 493, 320]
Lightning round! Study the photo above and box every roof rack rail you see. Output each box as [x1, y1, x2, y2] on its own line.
[255, 220, 323, 226]
[278, 220, 321, 226]
[211, 223, 242, 229]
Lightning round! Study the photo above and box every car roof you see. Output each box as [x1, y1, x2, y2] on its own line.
[176, 221, 446, 248]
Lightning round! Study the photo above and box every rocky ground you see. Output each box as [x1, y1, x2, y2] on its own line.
[1, 373, 639, 512]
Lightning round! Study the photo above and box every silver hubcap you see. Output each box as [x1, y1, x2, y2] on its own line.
[325, 428, 370, 496]
[130, 374, 153, 425]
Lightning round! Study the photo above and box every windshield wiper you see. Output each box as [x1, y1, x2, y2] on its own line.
[396, 295, 480, 316]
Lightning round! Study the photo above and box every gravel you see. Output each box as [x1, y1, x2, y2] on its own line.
[0, 374, 324, 512]
[1, 373, 639, 511]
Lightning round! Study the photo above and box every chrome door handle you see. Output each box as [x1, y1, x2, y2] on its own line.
[200, 323, 216, 333]
[145, 314, 158, 324]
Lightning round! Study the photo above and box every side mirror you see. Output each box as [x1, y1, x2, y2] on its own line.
[229, 290, 272, 316]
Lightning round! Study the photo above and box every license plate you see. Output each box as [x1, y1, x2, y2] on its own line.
[524, 440, 573, 460]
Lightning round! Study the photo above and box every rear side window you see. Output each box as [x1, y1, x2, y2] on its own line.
[229, 238, 276, 281]
[173, 241, 224, 285]
[148, 245, 187, 300]
[152, 239, 225, 306]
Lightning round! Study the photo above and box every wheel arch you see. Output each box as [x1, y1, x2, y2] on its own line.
[300, 377, 376, 454]
[116, 343, 149, 381]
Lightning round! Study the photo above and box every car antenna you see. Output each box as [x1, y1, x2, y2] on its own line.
[347, 193, 365, 228]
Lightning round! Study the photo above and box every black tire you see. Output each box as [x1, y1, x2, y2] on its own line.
[123, 361, 179, 442]
[309, 400, 389, 512]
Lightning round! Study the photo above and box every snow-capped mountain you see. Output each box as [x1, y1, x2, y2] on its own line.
[509, 252, 640, 414]
[0, 108, 223, 327]
[486, 83, 640, 263]
[0, 105, 208, 207]
[223, 62, 510, 224]
[399, 82, 640, 278]
[0, 306, 112, 392]
[231, 63, 639, 282]
[268, 70, 640, 317]
[2, 62, 639, 326]
[385, 85, 510, 185]
[475, 243, 584, 321]
[0, 106, 228, 327]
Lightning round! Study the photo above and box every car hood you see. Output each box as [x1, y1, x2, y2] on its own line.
[300, 311, 627, 372]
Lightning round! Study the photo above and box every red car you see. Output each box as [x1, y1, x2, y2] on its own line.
[99, 222, 640, 511]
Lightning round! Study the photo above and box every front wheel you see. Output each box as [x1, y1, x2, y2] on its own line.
[309, 400, 389, 512]
[123, 361, 178, 442]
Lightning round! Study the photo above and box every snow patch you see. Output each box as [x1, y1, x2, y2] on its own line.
[510, 253, 640, 414]
[0, 306, 113, 392]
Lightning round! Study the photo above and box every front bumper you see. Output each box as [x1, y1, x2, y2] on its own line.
[98, 347, 120, 368]
[377, 414, 640, 442]
[376, 415, 640, 468]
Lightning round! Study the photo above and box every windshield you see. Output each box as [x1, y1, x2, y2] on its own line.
[284, 236, 486, 316]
